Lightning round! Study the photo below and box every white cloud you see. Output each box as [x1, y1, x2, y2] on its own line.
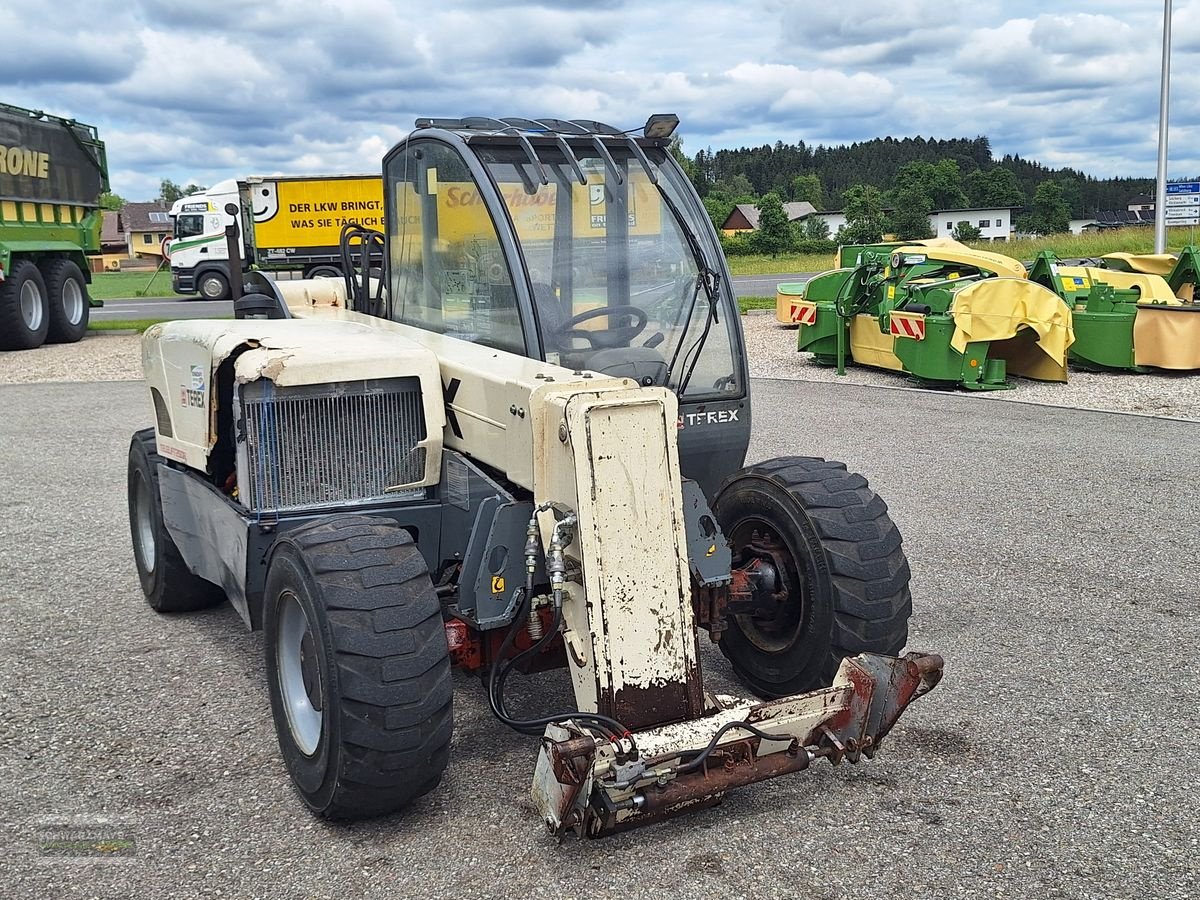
[5, 0, 1198, 198]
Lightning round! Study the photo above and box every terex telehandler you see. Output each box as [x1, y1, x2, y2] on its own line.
[127, 114, 941, 838]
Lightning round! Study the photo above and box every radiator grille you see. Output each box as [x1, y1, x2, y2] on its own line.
[238, 377, 426, 511]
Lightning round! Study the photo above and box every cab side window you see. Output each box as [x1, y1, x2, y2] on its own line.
[387, 141, 526, 354]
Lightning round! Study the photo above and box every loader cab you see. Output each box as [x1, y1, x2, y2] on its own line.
[381, 116, 751, 496]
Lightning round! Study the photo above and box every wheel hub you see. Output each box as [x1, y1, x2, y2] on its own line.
[277, 591, 324, 755]
[133, 472, 157, 573]
[62, 278, 84, 325]
[19, 280, 43, 331]
[299, 630, 323, 712]
[728, 522, 807, 652]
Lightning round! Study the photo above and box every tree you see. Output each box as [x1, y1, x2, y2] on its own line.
[888, 186, 933, 240]
[839, 184, 885, 244]
[951, 221, 983, 242]
[724, 173, 755, 198]
[801, 215, 830, 240]
[1016, 180, 1071, 235]
[893, 160, 968, 211]
[669, 136, 701, 193]
[158, 179, 207, 203]
[790, 173, 824, 208]
[98, 190, 126, 210]
[750, 192, 793, 256]
[965, 167, 1025, 208]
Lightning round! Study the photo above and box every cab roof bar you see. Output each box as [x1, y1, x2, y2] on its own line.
[589, 136, 624, 186]
[621, 135, 658, 186]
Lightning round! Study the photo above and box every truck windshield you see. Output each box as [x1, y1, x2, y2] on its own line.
[475, 143, 739, 399]
[175, 214, 204, 239]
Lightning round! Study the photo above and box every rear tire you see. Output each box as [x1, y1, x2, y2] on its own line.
[713, 457, 911, 698]
[42, 259, 90, 344]
[264, 515, 453, 819]
[0, 260, 50, 351]
[197, 270, 230, 301]
[127, 428, 227, 612]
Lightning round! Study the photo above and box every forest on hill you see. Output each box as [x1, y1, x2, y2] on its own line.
[679, 135, 1160, 219]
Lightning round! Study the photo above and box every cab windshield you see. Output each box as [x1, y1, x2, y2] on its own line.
[174, 214, 204, 239]
[476, 143, 739, 398]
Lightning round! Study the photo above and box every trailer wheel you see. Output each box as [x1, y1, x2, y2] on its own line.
[0, 260, 50, 351]
[305, 265, 341, 279]
[264, 515, 453, 819]
[42, 259, 90, 344]
[197, 270, 230, 301]
[127, 428, 227, 612]
[713, 457, 911, 698]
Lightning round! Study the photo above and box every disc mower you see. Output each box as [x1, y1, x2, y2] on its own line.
[1024, 246, 1200, 372]
[792, 239, 1073, 390]
[126, 115, 940, 838]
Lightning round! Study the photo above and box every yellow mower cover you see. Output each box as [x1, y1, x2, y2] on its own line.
[897, 241, 1027, 279]
[949, 279, 1074, 382]
[1132, 305, 1200, 369]
[1100, 252, 1176, 278]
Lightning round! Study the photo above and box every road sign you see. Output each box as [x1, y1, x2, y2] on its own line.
[1165, 194, 1200, 206]
[1166, 181, 1200, 194]
[1165, 216, 1200, 226]
[161, 236, 172, 261]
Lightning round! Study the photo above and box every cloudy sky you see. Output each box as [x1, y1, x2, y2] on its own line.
[7, 0, 1199, 200]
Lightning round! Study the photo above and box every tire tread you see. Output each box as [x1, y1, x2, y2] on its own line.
[716, 455, 911, 691]
[279, 515, 452, 819]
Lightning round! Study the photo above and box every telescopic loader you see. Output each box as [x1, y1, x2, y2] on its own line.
[127, 114, 941, 838]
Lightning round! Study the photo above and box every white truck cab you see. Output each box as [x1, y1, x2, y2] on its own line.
[167, 180, 245, 300]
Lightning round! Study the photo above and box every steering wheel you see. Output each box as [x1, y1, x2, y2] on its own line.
[556, 305, 648, 350]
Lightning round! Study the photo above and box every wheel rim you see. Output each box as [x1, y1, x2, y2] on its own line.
[201, 277, 224, 299]
[19, 280, 44, 331]
[277, 591, 323, 755]
[728, 516, 808, 653]
[61, 278, 84, 325]
[133, 472, 157, 574]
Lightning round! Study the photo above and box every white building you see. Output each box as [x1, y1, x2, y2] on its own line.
[810, 211, 847, 235]
[808, 206, 1017, 242]
[929, 207, 1018, 241]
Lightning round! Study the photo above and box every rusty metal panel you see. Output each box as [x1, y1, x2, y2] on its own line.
[562, 389, 703, 730]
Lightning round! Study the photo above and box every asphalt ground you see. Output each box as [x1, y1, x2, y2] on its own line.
[88, 272, 816, 319]
[1, 378, 1197, 899]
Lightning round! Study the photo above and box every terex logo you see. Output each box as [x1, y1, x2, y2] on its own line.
[678, 409, 740, 428]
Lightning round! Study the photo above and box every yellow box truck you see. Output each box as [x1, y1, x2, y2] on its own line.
[167, 175, 382, 299]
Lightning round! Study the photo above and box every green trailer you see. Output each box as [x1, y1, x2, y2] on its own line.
[1027, 248, 1200, 372]
[0, 102, 108, 351]
[793, 240, 1073, 390]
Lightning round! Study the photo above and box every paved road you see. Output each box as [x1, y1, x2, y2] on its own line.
[3, 378, 1196, 898]
[90, 298, 230, 321]
[89, 272, 817, 320]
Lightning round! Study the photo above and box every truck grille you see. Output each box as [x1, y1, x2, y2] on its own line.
[238, 377, 426, 512]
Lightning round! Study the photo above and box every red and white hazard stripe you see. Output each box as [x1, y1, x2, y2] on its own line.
[889, 313, 926, 340]
[792, 302, 817, 326]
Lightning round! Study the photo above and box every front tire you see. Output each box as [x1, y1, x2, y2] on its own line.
[264, 515, 453, 819]
[197, 270, 230, 301]
[127, 428, 227, 612]
[713, 457, 911, 698]
[42, 259, 90, 344]
[0, 260, 50, 350]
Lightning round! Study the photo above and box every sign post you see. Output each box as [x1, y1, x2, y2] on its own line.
[1155, 0, 1174, 253]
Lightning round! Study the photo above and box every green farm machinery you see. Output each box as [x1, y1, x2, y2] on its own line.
[1026, 247, 1200, 372]
[791, 239, 1073, 390]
